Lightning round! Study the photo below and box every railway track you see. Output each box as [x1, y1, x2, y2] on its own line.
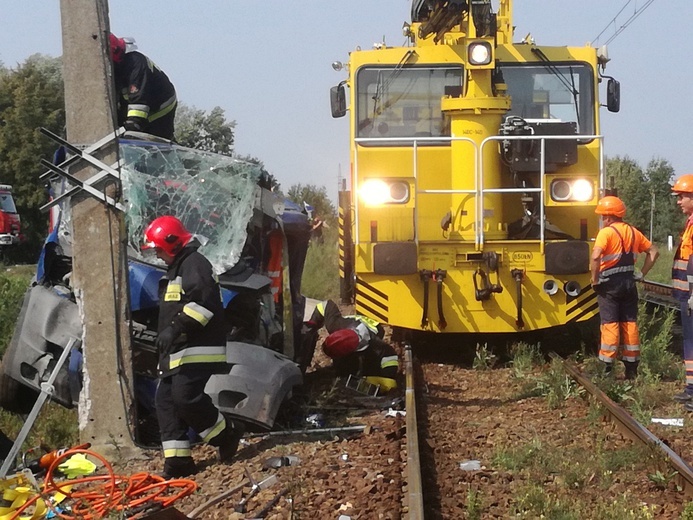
[641, 279, 680, 311]
[403, 345, 693, 518]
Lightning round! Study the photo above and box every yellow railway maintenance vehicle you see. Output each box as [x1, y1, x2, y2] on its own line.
[330, 0, 621, 339]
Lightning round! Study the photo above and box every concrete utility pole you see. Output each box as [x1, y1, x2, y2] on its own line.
[60, 0, 138, 456]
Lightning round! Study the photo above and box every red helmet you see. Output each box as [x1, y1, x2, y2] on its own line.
[323, 329, 359, 359]
[595, 196, 626, 218]
[142, 216, 192, 256]
[109, 33, 126, 63]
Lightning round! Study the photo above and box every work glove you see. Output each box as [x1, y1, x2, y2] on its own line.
[123, 117, 146, 132]
[156, 326, 179, 351]
[633, 271, 644, 282]
[688, 294, 693, 313]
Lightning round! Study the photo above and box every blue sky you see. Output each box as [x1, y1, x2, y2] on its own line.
[1, 1, 690, 200]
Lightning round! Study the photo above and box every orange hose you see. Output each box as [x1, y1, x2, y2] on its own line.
[8, 447, 197, 520]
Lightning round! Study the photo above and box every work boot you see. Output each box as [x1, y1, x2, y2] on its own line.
[624, 361, 638, 381]
[685, 402, 693, 413]
[217, 421, 245, 463]
[161, 457, 197, 479]
[673, 391, 693, 403]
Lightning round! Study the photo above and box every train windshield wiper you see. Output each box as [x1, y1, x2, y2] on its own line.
[530, 47, 580, 129]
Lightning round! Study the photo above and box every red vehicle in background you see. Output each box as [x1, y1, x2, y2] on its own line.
[0, 184, 21, 247]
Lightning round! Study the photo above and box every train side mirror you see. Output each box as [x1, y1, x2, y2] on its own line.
[606, 78, 620, 113]
[330, 83, 347, 118]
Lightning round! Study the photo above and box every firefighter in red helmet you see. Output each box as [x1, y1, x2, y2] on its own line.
[109, 33, 177, 140]
[590, 196, 659, 379]
[307, 300, 399, 391]
[142, 216, 241, 478]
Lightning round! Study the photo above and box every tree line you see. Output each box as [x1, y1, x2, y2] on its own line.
[0, 55, 335, 263]
[0, 54, 681, 262]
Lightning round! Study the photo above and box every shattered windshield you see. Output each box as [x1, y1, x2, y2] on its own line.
[53, 140, 264, 274]
[119, 140, 263, 273]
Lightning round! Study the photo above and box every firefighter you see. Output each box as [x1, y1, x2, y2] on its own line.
[109, 33, 177, 140]
[590, 196, 659, 379]
[143, 216, 240, 478]
[671, 175, 693, 407]
[307, 300, 399, 391]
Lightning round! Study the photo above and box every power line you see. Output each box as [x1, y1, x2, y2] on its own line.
[591, 0, 657, 46]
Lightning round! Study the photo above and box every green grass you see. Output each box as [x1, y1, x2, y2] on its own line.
[300, 227, 340, 301]
[0, 268, 32, 357]
[643, 243, 674, 284]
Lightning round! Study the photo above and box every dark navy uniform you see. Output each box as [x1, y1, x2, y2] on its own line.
[114, 51, 177, 139]
[155, 240, 230, 475]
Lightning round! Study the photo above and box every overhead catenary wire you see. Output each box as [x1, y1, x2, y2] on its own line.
[592, 0, 657, 46]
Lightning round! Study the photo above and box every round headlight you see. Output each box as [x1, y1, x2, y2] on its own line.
[389, 182, 410, 203]
[551, 180, 572, 201]
[360, 179, 391, 206]
[468, 42, 492, 65]
[571, 179, 594, 202]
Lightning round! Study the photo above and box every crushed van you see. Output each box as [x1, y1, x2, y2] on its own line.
[0, 134, 315, 446]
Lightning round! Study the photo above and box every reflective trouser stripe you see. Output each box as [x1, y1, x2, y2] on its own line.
[199, 412, 226, 443]
[162, 440, 191, 459]
[381, 355, 399, 370]
[168, 346, 227, 369]
[598, 322, 640, 362]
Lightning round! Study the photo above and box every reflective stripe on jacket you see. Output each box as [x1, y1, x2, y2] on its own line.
[157, 243, 227, 377]
[115, 51, 177, 124]
[673, 221, 693, 301]
[598, 223, 636, 280]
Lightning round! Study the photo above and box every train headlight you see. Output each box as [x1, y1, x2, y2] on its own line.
[550, 178, 594, 202]
[360, 179, 410, 206]
[467, 41, 493, 66]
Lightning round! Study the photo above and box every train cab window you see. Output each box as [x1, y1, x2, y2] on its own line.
[500, 63, 595, 136]
[356, 66, 463, 143]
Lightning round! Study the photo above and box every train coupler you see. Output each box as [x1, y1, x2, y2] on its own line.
[473, 268, 502, 301]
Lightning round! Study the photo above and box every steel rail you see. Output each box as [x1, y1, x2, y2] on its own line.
[556, 354, 693, 497]
[404, 343, 425, 519]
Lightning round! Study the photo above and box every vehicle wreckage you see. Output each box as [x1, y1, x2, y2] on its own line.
[0, 132, 316, 447]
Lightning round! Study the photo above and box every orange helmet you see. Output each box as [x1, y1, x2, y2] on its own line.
[109, 33, 126, 63]
[323, 329, 359, 359]
[142, 216, 192, 256]
[672, 174, 693, 194]
[595, 196, 626, 218]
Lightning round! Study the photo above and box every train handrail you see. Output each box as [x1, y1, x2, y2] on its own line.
[353, 136, 479, 248]
[352, 133, 605, 253]
[479, 133, 605, 252]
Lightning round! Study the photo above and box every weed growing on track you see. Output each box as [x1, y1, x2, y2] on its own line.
[510, 342, 542, 379]
[464, 486, 482, 520]
[472, 343, 497, 370]
[637, 303, 680, 383]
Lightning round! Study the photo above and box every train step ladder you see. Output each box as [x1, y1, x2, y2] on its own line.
[0, 337, 80, 478]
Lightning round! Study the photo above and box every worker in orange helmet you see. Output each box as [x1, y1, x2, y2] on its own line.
[142, 215, 241, 478]
[307, 300, 399, 391]
[590, 196, 659, 379]
[109, 33, 177, 139]
[671, 174, 693, 407]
